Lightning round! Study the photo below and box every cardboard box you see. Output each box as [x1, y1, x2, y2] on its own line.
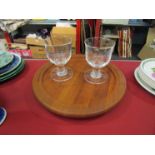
[8, 43, 31, 58]
[51, 26, 76, 48]
[14, 38, 26, 44]
[9, 49, 32, 58]
[27, 26, 76, 59]
[10, 43, 28, 50]
[138, 28, 155, 60]
[30, 46, 47, 59]
[26, 37, 51, 46]
[26, 36, 51, 59]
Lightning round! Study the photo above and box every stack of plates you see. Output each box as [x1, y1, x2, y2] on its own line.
[134, 58, 155, 95]
[0, 51, 25, 83]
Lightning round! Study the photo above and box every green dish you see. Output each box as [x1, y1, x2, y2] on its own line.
[0, 51, 14, 68]
[0, 53, 22, 77]
[0, 59, 25, 82]
[0, 59, 24, 80]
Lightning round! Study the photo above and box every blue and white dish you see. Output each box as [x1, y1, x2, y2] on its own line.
[0, 107, 7, 126]
[0, 53, 21, 76]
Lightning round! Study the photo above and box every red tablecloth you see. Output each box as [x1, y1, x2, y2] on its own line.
[0, 59, 155, 135]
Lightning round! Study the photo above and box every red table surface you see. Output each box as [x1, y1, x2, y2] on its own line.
[0, 59, 155, 135]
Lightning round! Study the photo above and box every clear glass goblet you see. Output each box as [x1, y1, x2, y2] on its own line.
[84, 37, 115, 84]
[45, 35, 73, 82]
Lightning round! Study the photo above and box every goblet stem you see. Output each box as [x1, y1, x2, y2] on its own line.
[90, 68, 102, 79]
[56, 65, 67, 77]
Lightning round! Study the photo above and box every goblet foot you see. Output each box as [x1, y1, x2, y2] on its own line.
[84, 69, 108, 84]
[51, 67, 73, 82]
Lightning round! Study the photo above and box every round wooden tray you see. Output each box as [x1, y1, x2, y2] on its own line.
[32, 55, 126, 118]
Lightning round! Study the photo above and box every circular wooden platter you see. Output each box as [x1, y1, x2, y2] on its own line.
[32, 55, 126, 118]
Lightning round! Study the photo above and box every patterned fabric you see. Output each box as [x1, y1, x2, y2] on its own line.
[118, 27, 132, 58]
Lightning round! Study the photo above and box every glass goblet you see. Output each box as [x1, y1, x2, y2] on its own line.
[84, 37, 115, 84]
[45, 36, 73, 82]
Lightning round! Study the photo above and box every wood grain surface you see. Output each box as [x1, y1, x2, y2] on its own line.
[32, 55, 126, 118]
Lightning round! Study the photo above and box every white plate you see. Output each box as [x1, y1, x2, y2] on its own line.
[134, 67, 155, 95]
[142, 59, 155, 81]
[139, 58, 155, 89]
